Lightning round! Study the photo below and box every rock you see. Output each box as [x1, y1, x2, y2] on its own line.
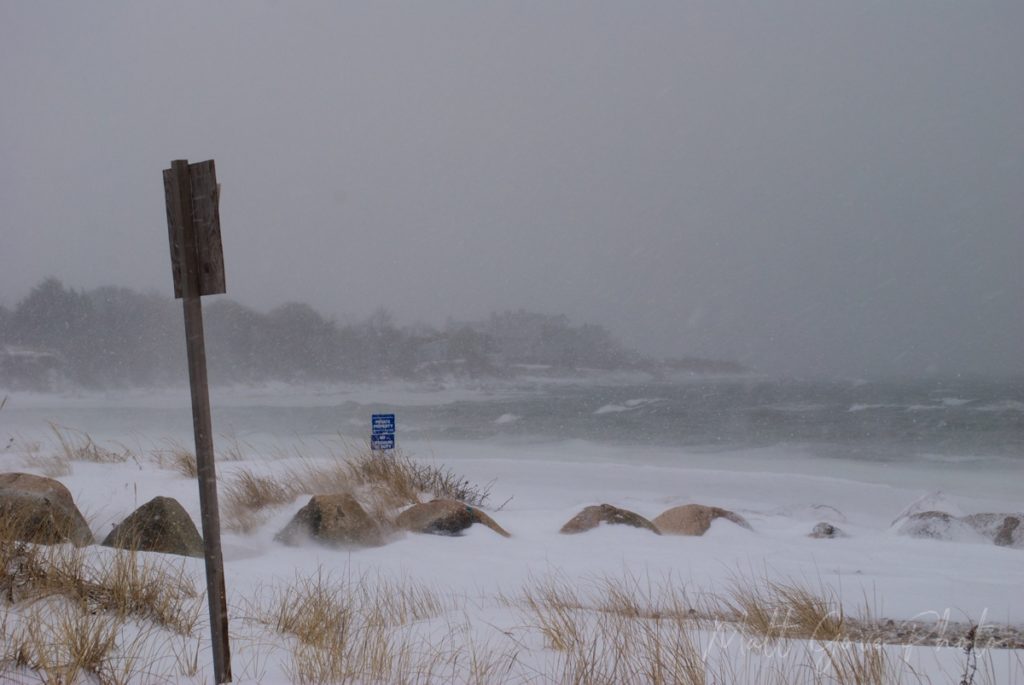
[995, 517, 1021, 548]
[892, 511, 1022, 548]
[102, 496, 203, 557]
[469, 507, 512, 538]
[901, 509, 954, 532]
[396, 499, 511, 538]
[809, 522, 846, 539]
[891, 511, 962, 540]
[275, 494, 385, 548]
[397, 500, 472, 536]
[559, 504, 660, 535]
[963, 513, 1023, 549]
[0, 472, 93, 546]
[653, 504, 752, 536]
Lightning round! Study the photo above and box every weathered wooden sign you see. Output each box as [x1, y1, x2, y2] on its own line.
[163, 159, 226, 298]
[162, 158, 232, 684]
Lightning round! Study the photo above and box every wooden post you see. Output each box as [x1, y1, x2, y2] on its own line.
[164, 159, 231, 684]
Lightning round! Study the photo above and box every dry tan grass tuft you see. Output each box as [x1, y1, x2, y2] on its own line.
[0, 583, 197, 684]
[149, 438, 201, 477]
[221, 443, 493, 534]
[513, 573, 709, 684]
[85, 548, 203, 635]
[819, 639, 889, 685]
[1, 516, 201, 636]
[343, 448, 423, 508]
[363, 447, 493, 507]
[0, 518, 202, 683]
[168, 445, 198, 478]
[249, 566, 448, 683]
[16, 436, 71, 477]
[222, 468, 294, 533]
[513, 574, 586, 652]
[506, 572, 953, 684]
[720, 576, 846, 642]
[2, 601, 119, 683]
[256, 567, 446, 637]
[288, 442, 491, 509]
[1, 509, 85, 602]
[1, 550, 1012, 684]
[49, 422, 131, 464]
[173, 451, 198, 478]
[216, 434, 250, 462]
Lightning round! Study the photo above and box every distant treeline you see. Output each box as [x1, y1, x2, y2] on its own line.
[0, 278, 694, 390]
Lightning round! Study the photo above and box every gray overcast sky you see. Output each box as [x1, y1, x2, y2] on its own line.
[2, 2, 1021, 378]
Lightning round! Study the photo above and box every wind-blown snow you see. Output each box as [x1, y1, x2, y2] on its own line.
[1, 383, 1021, 682]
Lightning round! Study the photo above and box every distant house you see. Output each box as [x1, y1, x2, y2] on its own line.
[0, 346, 65, 390]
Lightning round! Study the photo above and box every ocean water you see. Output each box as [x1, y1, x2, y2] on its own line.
[403, 377, 1024, 460]
[5, 377, 1024, 682]
[5, 377, 1021, 469]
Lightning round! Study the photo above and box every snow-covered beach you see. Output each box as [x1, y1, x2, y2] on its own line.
[1, 379, 1022, 683]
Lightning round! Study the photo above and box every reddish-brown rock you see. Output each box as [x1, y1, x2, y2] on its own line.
[396, 499, 511, 537]
[276, 493, 386, 547]
[559, 504, 660, 535]
[653, 504, 752, 536]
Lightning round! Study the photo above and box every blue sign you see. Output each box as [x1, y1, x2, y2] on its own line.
[371, 413, 395, 450]
[372, 414, 395, 435]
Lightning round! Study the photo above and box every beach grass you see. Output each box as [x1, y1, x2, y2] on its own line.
[2, 430, 1019, 683]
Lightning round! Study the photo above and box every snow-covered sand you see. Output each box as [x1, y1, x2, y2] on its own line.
[1, 384, 1022, 683]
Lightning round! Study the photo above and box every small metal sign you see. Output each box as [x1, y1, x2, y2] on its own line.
[372, 414, 395, 434]
[371, 413, 395, 450]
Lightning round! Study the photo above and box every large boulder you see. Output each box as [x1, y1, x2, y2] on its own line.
[276, 494, 386, 548]
[102, 496, 203, 557]
[894, 511, 1022, 548]
[892, 511, 960, 539]
[963, 514, 1022, 548]
[994, 516, 1020, 548]
[559, 504, 660, 535]
[396, 499, 511, 538]
[0, 472, 93, 546]
[653, 504, 752, 536]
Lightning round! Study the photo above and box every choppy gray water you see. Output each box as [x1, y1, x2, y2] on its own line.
[6, 377, 1021, 467]
[391, 378, 1024, 463]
